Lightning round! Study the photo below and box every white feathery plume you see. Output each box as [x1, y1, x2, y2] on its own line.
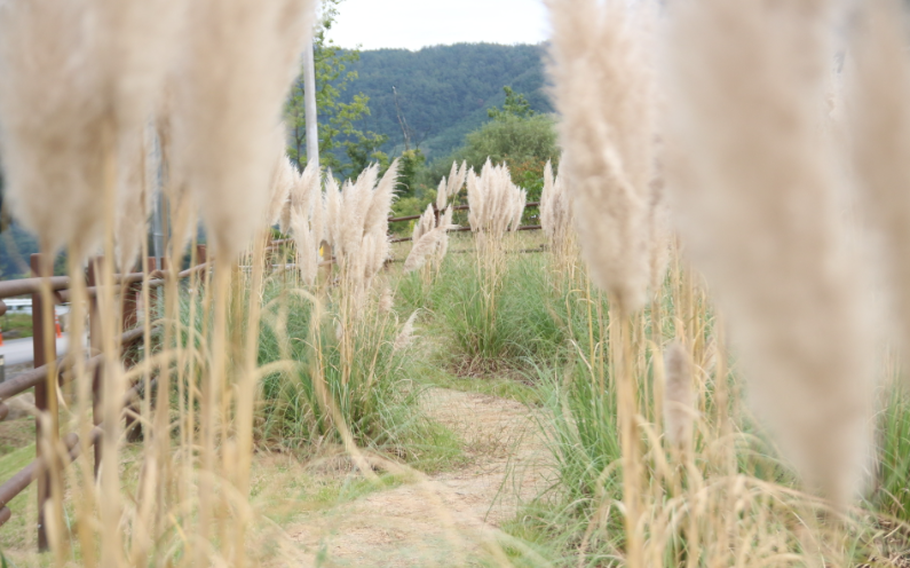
[404, 227, 447, 273]
[310, 189, 326, 256]
[414, 203, 436, 242]
[447, 161, 468, 201]
[324, 173, 341, 252]
[269, 155, 298, 231]
[115, 127, 156, 272]
[172, 0, 316, 258]
[339, 177, 366, 259]
[404, 205, 457, 273]
[344, 164, 379, 244]
[290, 208, 317, 286]
[155, 92, 199, 258]
[540, 160, 575, 262]
[94, 0, 187, 131]
[647, 174, 671, 297]
[511, 187, 527, 232]
[541, 161, 556, 236]
[393, 310, 419, 351]
[364, 159, 399, 240]
[665, 0, 877, 506]
[379, 286, 394, 314]
[0, 0, 181, 255]
[292, 158, 319, 218]
[436, 176, 448, 212]
[545, 0, 655, 314]
[849, 0, 910, 373]
[467, 159, 526, 241]
[371, 233, 391, 280]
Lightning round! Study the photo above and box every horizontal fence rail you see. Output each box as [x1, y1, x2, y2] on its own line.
[0, 245, 208, 550]
[267, 201, 543, 250]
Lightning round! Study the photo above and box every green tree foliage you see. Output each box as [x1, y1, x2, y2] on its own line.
[419, 88, 560, 203]
[285, 0, 388, 178]
[487, 86, 535, 121]
[339, 44, 553, 160]
[396, 149, 425, 197]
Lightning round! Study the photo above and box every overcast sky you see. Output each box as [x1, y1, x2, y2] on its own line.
[325, 0, 550, 51]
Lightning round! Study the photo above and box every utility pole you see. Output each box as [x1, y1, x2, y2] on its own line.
[302, 39, 319, 168]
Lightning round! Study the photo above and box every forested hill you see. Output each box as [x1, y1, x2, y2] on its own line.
[342, 43, 553, 160]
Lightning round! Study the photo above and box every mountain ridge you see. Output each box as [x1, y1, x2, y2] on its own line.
[339, 42, 553, 160]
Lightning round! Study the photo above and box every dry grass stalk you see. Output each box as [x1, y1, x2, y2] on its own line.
[545, 0, 655, 316]
[665, 0, 877, 506]
[849, 0, 910, 373]
[662, 341, 694, 449]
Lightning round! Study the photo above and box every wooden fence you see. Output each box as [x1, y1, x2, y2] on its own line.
[0, 246, 208, 550]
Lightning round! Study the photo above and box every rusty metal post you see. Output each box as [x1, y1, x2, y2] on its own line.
[87, 257, 102, 478]
[30, 253, 56, 552]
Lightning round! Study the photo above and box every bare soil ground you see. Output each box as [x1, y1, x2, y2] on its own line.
[284, 387, 552, 567]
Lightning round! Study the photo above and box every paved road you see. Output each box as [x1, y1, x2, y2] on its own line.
[0, 335, 72, 366]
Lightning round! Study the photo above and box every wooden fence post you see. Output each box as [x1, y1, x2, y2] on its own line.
[122, 262, 142, 443]
[87, 257, 102, 478]
[30, 253, 56, 552]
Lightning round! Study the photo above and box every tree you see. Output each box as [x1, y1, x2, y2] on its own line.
[285, 0, 388, 177]
[487, 86, 535, 121]
[420, 88, 559, 203]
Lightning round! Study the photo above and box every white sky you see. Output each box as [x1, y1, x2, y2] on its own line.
[325, 0, 550, 51]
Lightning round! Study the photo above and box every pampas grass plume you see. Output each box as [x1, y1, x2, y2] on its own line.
[269, 154, 299, 231]
[394, 310, 419, 351]
[0, 0, 184, 255]
[545, 0, 654, 314]
[115, 127, 156, 271]
[404, 227, 446, 273]
[849, 0, 910, 371]
[413, 204, 436, 242]
[364, 159, 399, 240]
[0, 0, 106, 253]
[172, 0, 315, 258]
[665, 0, 877, 506]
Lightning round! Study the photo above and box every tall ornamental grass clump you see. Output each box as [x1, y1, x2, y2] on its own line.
[508, 251, 908, 567]
[441, 160, 526, 364]
[0, 0, 321, 564]
[254, 278, 432, 460]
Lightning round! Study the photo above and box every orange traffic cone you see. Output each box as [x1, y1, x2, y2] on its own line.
[55, 314, 62, 338]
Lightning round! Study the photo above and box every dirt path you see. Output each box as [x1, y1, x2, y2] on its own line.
[285, 388, 552, 567]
